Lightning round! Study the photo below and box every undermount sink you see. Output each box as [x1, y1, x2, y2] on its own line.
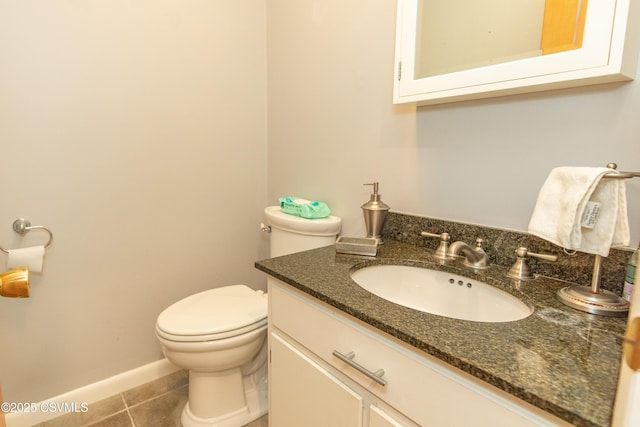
[350, 265, 532, 323]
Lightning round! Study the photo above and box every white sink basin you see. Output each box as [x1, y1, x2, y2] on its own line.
[350, 265, 532, 323]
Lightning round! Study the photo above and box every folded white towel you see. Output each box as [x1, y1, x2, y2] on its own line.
[528, 167, 630, 257]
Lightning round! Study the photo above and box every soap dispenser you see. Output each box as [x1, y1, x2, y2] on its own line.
[361, 182, 390, 244]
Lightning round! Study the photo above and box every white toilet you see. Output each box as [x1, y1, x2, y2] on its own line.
[156, 206, 341, 427]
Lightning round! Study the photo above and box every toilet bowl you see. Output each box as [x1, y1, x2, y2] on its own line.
[156, 285, 268, 427]
[156, 205, 342, 427]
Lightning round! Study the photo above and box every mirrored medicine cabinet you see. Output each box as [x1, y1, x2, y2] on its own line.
[393, 0, 640, 105]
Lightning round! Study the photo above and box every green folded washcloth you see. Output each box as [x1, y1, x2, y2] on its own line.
[279, 197, 331, 219]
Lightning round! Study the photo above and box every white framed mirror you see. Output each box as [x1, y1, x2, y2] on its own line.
[394, 0, 640, 105]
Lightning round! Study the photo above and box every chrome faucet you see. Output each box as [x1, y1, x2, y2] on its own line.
[420, 231, 452, 260]
[447, 238, 489, 269]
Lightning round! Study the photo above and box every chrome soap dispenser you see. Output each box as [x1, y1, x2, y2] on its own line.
[361, 182, 390, 244]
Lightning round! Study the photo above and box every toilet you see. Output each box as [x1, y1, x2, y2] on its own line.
[156, 206, 341, 427]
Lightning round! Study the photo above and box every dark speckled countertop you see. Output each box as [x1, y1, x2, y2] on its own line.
[255, 241, 628, 427]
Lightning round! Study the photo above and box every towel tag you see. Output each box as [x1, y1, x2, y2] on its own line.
[581, 202, 601, 229]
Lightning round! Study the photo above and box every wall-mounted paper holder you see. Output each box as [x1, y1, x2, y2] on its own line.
[0, 218, 54, 254]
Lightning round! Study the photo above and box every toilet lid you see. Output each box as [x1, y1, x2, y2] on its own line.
[156, 285, 267, 339]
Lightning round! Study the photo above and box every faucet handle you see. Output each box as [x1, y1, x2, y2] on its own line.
[507, 247, 558, 280]
[420, 231, 451, 260]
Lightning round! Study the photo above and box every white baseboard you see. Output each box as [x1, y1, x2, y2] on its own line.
[5, 358, 181, 427]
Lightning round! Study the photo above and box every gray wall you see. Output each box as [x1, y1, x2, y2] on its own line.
[0, 0, 268, 403]
[267, 0, 640, 247]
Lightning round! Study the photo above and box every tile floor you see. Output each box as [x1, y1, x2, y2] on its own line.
[34, 370, 268, 427]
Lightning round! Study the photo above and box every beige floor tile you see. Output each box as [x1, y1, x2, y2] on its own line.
[128, 385, 187, 427]
[122, 370, 188, 407]
[86, 411, 132, 427]
[35, 395, 127, 427]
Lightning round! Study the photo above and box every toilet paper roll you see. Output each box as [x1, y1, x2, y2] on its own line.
[7, 245, 45, 273]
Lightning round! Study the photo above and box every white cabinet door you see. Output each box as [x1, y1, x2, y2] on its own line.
[269, 332, 364, 427]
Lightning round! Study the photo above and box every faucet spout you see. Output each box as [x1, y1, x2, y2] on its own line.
[447, 239, 489, 269]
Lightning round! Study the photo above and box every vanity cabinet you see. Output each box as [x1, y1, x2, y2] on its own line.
[268, 278, 570, 427]
[270, 333, 407, 426]
[394, 0, 639, 105]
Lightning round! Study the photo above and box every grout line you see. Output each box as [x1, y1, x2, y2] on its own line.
[120, 384, 189, 426]
[120, 393, 137, 427]
[80, 394, 131, 427]
[126, 408, 136, 427]
[120, 392, 129, 410]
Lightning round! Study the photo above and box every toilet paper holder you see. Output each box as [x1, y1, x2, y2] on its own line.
[0, 218, 54, 253]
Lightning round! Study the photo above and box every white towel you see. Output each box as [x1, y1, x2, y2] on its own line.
[528, 167, 630, 257]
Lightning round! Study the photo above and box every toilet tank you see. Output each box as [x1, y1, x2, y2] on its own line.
[264, 206, 342, 258]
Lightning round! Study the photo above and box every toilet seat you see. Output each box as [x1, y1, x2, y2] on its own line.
[156, 284, 267, 342]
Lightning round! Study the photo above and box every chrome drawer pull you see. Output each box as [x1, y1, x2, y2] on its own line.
[332, 350, 387, 386]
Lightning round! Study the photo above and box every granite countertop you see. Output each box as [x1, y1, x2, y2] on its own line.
[255, 241, 628, 427]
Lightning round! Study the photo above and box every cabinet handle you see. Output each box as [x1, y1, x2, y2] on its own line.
[332, 350, 387, 386]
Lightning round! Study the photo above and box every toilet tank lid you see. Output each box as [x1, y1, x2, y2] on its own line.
[264, 206, 342, 236]
[157, 285, 267, 337]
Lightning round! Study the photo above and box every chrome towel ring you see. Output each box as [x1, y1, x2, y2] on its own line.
[0, 218, 54, 254]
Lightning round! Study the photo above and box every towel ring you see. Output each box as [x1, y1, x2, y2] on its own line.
[0, 218, 54, 254]
[603, 163, 640, 179]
